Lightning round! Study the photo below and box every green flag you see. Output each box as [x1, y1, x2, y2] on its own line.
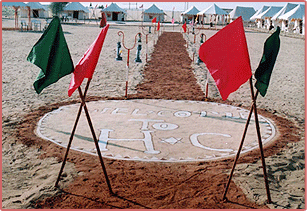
[255, 26, 280, 97]
[27, 16, 74, 94]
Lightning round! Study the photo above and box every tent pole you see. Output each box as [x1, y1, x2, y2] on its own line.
[249, 78, 272, 204]
[222, 85, 258, 200]
[55, 79, 92, 188]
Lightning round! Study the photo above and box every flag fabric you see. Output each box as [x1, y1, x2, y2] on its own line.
[27, 16, 74, 94]
[198, 16, 252, 100]
[68, 24, 109, 97]
[139, 4, 143, 8]
[152, 17, 157, 23]
[182, 22, 187, 33]
[171, 18, 175, 24]
[157, 21, 160, 31]
[255, 26, 280, 97]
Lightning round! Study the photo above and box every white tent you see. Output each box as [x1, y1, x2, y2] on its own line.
[181, 6, 200, 23]
[279, 4, 305, 34]
[271, 3, 298, 30]
[143, 4, 165, 22]
[197, 3, 227, 15]
[197, 4, 227, 25]
[279, 4, 305, 20]
[254, 6, 283, 29]
[229, 6, 256, 21]
[63, 2, 89, 19]
[101, 3, 127, 21]
[272, 3, 298, 20]
[25, 2, 46, 18]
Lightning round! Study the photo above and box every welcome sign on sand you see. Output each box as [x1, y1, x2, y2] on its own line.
[36, 99, 277, 162]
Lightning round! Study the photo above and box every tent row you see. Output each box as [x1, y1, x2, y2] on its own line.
[3, 2, 305, 34]
[2, 2, 90, 19]
[181, 4, 256, 25]
[181, 3, 304, 34]
[250, 3, 304, 34]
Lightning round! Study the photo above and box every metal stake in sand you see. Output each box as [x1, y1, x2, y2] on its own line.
[55, 79, 113, 194]
[223, 78, 272, 204]
[117, 31, 141, 98]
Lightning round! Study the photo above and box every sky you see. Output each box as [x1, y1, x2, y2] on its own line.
[40, 1, 305, 11]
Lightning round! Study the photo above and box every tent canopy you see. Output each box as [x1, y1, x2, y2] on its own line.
[253, 6, 283, 20]
[2, 2, 27, 7]
[101, 3, 126, 14]
[197, 4, 227, 16]
[64, 2, 89, 13]
[182, 6, 200, 15]
[272, 3, 298, 20]
[26, 2, 45, 10]
[250, 5, 270, 20]
[229, 6, 256, 21]
[278, 4, 305, 20]
[144, 4, 165, 14]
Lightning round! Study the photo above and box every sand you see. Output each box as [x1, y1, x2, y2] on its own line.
[2, 18, 305, 209]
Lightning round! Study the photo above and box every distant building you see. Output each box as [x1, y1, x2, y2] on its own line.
[63, 2, 89, 20]
[143, 4, 165, 22]
[101, 3, 126, 21]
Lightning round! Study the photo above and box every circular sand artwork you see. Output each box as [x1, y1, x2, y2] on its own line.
[36, 99, 277, 162]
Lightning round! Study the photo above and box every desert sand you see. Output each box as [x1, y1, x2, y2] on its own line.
[2, 18, 305, 209]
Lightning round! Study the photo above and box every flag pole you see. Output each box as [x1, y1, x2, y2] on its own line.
[249, 78, 272, 204]
[55, 79, 113, 195]
[55, 78, 92, 188]
[222, 82, 258, 200]
[77, 85, 113, 194]
[222, 78, 271, 204]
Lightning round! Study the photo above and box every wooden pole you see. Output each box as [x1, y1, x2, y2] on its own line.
[55, 79, 92, 188]
[249, 78, 272, 204]
[222, 78, 271, 204]
[77, 86, 113, 194]
[222, 89, 257, 200]
[55, 79, 113, 195]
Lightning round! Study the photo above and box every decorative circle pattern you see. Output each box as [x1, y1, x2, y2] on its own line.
[36, 99, 277, 162]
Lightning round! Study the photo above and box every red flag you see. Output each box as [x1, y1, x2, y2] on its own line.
[68, 24, 109, 97]
[198, 17, 252, 100]
[151, 17, 157, 23]
[182, 22, 187, 33]
[157, 21, 160, 31]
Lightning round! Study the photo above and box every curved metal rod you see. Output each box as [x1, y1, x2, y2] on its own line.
[117, 31, 141, 50]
